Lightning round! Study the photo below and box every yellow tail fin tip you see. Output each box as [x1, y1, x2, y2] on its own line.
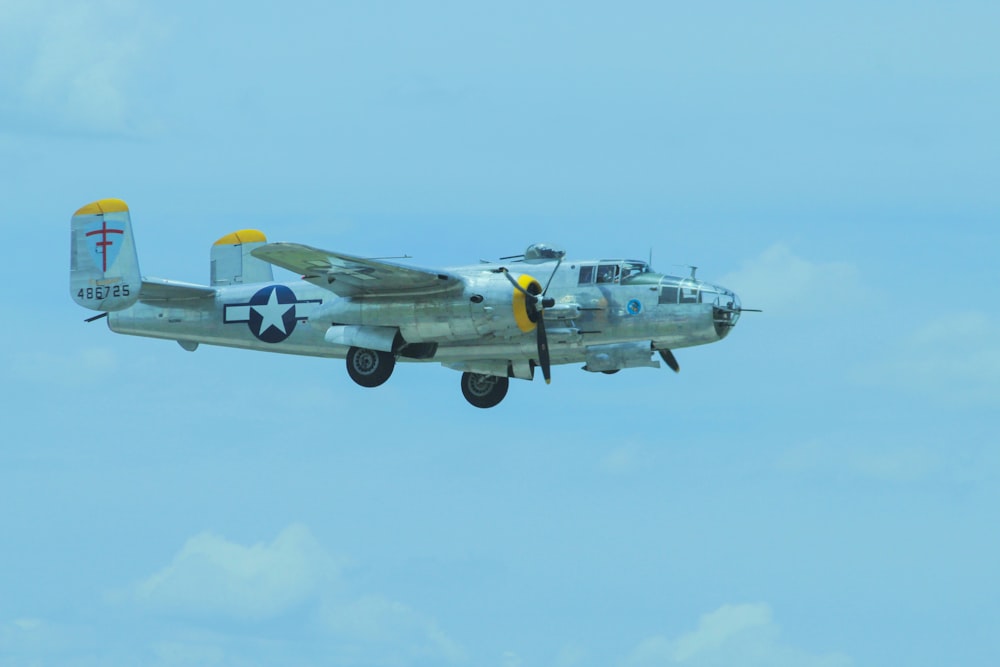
[74, 198, 129, 216]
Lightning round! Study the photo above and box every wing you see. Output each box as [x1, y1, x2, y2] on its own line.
[252, 243, 463, 297]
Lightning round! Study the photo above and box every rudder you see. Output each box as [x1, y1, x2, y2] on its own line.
[70, 198, 141, 311]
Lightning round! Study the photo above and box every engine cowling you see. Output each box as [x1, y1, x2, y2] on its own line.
[509, 273, 542, 334]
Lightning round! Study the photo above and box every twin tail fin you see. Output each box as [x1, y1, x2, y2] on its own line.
[70, 199, 274, 313]
[70, 198, 141, 311]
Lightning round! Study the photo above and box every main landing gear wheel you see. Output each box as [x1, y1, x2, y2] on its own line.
[461, 372, 509, 409]
[346, 346, 396, 388]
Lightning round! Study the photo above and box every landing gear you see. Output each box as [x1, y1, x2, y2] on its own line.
[461, 372, 509, 409]
[346, 346, 396, 388]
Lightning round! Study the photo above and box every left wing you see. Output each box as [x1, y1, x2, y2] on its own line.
[252, 243, 463, 297]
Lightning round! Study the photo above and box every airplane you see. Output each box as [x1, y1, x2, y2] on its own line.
[70, 198, 751, 408]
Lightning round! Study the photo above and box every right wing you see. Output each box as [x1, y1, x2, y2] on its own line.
[252, 243, 463, 297]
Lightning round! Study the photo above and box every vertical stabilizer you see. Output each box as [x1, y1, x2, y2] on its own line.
[70, 198, 141, 311]
[211, 230, 274, 286]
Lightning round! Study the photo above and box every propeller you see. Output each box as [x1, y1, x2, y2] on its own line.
[658, 348, 680, 373]
[501, 255, 563, 384]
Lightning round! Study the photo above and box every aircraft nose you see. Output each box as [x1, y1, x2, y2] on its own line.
[711, 288, 741, 339]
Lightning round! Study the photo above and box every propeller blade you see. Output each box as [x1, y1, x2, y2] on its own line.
[536, 314, 551, 384]
[503, 258, 562, 385]
[659, 348, 680, 373]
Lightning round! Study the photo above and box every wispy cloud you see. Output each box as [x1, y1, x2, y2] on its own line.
[129, 523, 465, 665]
[322, 595, 466, 664]
[856, 311, 1000, 405]
[0, 0, 166, 135]
[624, 603, 852, 667]
[719, 244, 863, 316]
[777, 439, 940, 483]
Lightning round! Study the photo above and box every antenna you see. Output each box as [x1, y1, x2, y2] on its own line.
[689, 266, 698, 279]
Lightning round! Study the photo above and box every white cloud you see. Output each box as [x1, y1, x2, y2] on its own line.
[130, 524, 466, 665]
[625, 603, 852, 667]
[719, 244, 863, 316]
[322, 595, 466, 665]
[135, 523, 337, 621]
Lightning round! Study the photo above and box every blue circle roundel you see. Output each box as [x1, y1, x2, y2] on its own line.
[626, 298, 642, 315]
[247, 285, 300, 343]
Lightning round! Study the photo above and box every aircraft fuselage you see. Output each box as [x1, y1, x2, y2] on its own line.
[108, 259, 739, 376]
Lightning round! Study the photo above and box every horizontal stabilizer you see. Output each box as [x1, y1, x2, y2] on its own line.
[139, 277, 216, 302]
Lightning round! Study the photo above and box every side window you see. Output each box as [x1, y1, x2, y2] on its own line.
[659, 286, 678, 304]
[596, 264, 619, 284]
[680, 286, 700, 303]
[578, 265, 595, 285]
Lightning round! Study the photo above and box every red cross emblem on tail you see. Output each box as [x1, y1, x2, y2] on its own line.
[85, 221, 124, 272]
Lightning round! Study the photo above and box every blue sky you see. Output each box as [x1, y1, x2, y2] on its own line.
[2, 1, 998, 665]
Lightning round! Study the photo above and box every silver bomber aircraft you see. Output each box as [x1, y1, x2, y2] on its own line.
[70, 199, 750, 408]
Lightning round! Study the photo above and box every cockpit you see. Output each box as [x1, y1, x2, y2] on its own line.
[576, 260, 653, 286]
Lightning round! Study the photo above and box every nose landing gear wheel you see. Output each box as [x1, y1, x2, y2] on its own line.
[461, 372, 509, 408]
[346, 346, 396, 387]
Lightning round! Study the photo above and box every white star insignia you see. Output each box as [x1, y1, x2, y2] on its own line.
[253, 288, 292, 335]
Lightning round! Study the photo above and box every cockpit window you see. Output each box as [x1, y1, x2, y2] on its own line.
[578, 265, 595, 285]
[596, 263, 620, 284]
[620, 261, 648, 281]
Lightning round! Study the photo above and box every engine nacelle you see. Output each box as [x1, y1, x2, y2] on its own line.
[307, 270, 544, 343]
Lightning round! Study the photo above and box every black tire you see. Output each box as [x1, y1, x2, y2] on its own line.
[346, 346, 395, 388]
[461, 372, 509, 408]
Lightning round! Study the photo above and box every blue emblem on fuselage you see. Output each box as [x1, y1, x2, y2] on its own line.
[223, 285, 322, 343]
[626, 298, 643, 315]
